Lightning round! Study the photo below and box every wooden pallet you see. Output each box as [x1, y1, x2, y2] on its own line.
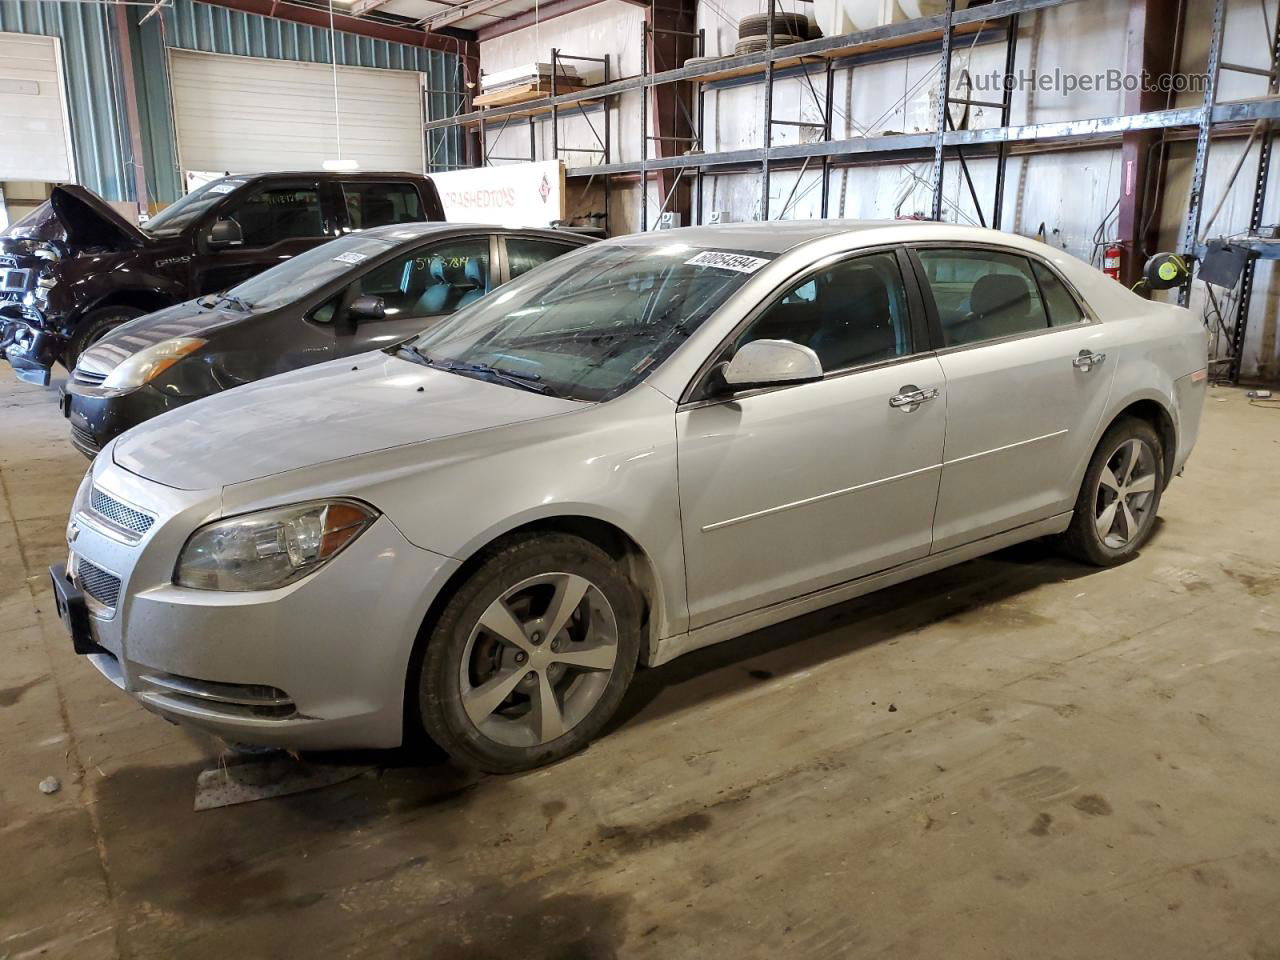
[474, 80, 594, 109]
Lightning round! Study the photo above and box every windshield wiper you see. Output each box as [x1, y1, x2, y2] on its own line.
[411, 348, 556, 396]
[216, 293, 253, 312]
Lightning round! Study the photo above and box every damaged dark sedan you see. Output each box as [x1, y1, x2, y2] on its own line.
[0, 173, 445, 385]
[63, 223, 591, 456]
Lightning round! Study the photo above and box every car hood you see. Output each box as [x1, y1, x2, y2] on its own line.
[111, 351, 583, 490]
[48, 184, 151, 251]
[76, 301, 246, 377]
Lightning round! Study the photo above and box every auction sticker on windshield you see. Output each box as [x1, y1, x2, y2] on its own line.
[684, 251, 771, 273]
[333, 251, 370, 265]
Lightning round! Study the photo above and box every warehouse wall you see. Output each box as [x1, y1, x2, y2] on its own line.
[0, 0, 465, 208]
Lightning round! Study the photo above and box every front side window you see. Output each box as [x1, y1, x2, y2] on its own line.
[506, 237, 577, 279]
[224, 234, 393, 312]
[356, 238, 490, 318]
[343, 182, 422, 230]
[144, 178, 248, 237]
[219, 184, 324, 247]
[917, 248, 1049, 347]
[735, 251, 912, 372]
[410, 242, 768, 402]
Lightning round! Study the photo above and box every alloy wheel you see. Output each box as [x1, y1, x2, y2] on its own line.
[1094, 438, 1158, 549]
[458, 572, 619, 748]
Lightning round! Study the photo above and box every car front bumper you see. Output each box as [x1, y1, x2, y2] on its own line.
[61, 454, 460, 750]
[63, 379, 183, 457]
[1, 311, 65, 386]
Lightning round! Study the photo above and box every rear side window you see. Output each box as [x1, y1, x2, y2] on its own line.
[1032, 261, 1086, 326]
[224, 185, 325, 247]
[916, 249, 1049, 347]
[344, 183, 422, 230]
[506, 237, 577, 279]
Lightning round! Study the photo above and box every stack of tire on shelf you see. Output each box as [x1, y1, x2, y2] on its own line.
[734, 11, 820, 55]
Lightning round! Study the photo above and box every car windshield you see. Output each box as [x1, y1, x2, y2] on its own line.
[143, 178, 248, 237]
[408, 241, 770, 402]
[222, 234, 395, 311]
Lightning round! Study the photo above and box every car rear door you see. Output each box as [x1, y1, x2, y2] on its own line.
[910, 245, 1120, 553]
[677, 247, 947, 629]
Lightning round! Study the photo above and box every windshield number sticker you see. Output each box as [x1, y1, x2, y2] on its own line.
[684, 251, 771, 273]
[207, 183, 238, 195]
[333, 251, 369, 265]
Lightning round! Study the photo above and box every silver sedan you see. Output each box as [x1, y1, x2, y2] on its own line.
[54, 221, 1208, 772]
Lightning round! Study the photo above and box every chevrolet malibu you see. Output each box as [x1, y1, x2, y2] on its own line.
[52, 221, 1208, 773]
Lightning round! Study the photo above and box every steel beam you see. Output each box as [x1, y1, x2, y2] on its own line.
[562, 98, 1280, 177]
[1116, 0, 1184, 287]
[477, 0, 638, 41]
[425, 0, 1087, 132]
[202, 0, 477, 57]
[647, 0, 699, 226]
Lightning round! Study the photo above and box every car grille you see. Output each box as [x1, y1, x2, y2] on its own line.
[73, 367, 107, 386]
[77, 559, 121, 608]
[70, 425, 101, 458]
[90, 487, 154, 537]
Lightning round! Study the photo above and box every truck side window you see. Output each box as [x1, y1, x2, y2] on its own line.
[343, 183, 422, 230]
[223, 185, 324, 247]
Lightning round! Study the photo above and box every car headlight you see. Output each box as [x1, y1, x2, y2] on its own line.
[174, 500, 378, 592]
[101, 337, 205, 392]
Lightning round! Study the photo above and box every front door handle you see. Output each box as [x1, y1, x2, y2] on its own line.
[1073, 349, 1107, 371]
[889, 385, 940, 411]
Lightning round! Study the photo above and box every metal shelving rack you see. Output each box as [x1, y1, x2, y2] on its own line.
[432, 0, 1280, 276]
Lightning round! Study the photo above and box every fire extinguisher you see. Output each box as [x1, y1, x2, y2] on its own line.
[1103, 244, 1123, 282]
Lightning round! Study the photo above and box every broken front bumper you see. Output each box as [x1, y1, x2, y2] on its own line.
[0, 312, 64, 386]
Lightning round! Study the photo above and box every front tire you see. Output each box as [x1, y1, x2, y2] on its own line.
[418, 532, 642, 773]
[65, 305, 145, 370]
[1059, 416, 1165, 566]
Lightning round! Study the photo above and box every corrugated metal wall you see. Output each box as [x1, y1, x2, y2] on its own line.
[0, 0, 464, 205]
[0, 1, 134, 204]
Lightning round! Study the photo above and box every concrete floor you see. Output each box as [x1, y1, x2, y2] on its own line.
[2, 365, 1279, 960]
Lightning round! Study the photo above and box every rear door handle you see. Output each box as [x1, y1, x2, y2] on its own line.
[1073, 350, 1106, 371]
[889, 385, 940, 411]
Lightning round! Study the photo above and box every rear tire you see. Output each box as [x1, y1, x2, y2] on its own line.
[1059, 416, 1165, 567]
[417, 532, 642, 773]
[64, 305, 145, 370]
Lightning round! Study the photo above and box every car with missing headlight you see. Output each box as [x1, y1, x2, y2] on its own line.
[61, 223, 592, 456]
[0, 173, 444, 385]
[51, 221, 1208, 773]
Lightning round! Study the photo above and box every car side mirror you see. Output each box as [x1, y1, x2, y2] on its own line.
[347, 294, 386, 322]
[207, 219, 242, 248]
[719, 339, 824, 391]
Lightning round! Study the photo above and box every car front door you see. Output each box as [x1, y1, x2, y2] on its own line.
[677, 248, 947, 630]
[911, 245, 1120, 553]
[191, 179, 336, 295]
[334, 234, 496, 353]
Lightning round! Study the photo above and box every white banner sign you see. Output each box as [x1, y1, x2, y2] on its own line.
[430, 159, 564, 227]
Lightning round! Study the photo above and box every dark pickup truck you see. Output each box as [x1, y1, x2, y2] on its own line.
[0, 172, 445, 385]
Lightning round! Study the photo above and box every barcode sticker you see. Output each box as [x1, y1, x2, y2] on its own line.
[208, 182, 238, 194]
[333, 251, 369, 265]
[684, 251, 771, 273]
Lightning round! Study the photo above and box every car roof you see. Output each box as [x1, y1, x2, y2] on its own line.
[606, 219, 1013, 255]
[225, 171, 433, 182]
[357, 222, 594, 243]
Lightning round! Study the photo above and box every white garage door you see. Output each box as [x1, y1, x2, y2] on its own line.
[0, 33, 74, 182]
[169, 49, 424, 177]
